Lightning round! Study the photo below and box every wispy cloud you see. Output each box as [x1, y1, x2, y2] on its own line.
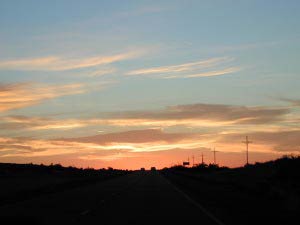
[0, 137, 90, 157]
[1, 103, 290, 133]
[126, 56, 240, 79]
[0, 50, 142, 71]
[220, 130, 300, 153]
[1, 116, 88, 130]
[65, 129, 199, 144]
[0, 82, 86, 112]
[0, 129, 207, 159]
[277, 97, 300, 106]
[87, 67, 117, 77]
[66, 128, 300, 154]
[101, 103, 289, 126]
[127, 57, 232, 75]
[182, 67, 241, 78]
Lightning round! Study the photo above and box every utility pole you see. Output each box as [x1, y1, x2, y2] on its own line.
[192, 155, 195, 167]
[213, 148, 217, 165]
[242, 136, 252, 165]
[201, 153, 204, 164]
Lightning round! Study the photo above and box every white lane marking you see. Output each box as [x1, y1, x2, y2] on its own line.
[162, 174, 226, 225]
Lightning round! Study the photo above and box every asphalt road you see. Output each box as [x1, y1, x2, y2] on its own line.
[0, 171, 223, 225]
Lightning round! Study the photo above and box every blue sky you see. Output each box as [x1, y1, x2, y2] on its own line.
[0, 1, 299, 168]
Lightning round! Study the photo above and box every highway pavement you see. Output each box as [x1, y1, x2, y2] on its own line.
[0, 171, 223, 225]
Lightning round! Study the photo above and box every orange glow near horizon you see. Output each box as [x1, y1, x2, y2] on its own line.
[0, 131, 296, 170]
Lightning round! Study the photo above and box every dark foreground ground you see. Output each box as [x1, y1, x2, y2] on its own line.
[0, 157, 299, 225]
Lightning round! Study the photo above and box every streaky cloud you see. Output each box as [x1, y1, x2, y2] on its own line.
[0, 81, 109, 112]
[104, 103, 289, 125]
[0, 50, 142, 71]
[87, 67, 117, 77]
[183, 67, 241, 78]
[127, 57, 233, 76]
[277, 97, 300, 106]
[0, 103, 290, 134]
[0, 129, 207, 158]
[220, 130, 300, 153]
[64, 129, 199, 144]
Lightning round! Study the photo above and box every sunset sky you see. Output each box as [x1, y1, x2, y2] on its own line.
[0, 0, 300, 169]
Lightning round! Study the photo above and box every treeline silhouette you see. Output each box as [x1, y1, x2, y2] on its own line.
[164, 155, 300, 176]
[164, 163, 229, 172]
[0, 162, 127, 177]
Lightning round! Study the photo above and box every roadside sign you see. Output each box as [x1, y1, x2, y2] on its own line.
[183, 161, 190, 166]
